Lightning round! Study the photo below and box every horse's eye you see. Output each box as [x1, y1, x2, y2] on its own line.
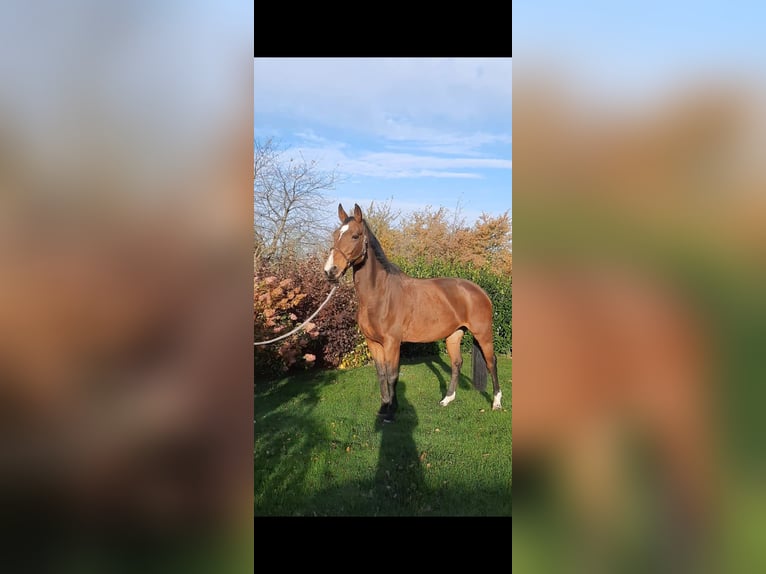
[352, 234, 360, 240]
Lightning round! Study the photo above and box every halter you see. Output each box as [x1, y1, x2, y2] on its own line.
[333, 227, 368, 271]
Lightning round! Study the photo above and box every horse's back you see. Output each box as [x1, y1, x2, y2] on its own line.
[430, 276, 492, 311]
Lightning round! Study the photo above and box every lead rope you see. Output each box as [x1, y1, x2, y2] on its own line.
[254, 285, 337, 346]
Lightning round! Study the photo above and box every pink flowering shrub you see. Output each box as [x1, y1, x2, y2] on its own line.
[254, 255, 364, 381]
[254, 272, 318, 378]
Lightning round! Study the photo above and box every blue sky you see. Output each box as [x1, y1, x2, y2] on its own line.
[254, 58, 512, 227]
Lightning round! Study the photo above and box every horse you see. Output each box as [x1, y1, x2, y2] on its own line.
[323, 203, 502, 422]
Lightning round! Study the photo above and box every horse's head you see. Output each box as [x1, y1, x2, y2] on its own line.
[324, 203, 368, 282]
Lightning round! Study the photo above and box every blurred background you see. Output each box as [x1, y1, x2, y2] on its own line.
[0, 1, 253, 571]
[513, 2, 766, 573]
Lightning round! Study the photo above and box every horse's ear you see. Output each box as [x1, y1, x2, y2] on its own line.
[338, 203, 348, 222]
[353, 203, 363, 222]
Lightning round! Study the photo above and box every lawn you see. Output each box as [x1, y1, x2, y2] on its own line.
[254, 353, 511, 516]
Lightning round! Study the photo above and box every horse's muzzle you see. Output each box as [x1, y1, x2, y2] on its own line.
[325, 267, 340, 282]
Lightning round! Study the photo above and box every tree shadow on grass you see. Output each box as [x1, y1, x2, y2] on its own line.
[254, 369, 340, 516]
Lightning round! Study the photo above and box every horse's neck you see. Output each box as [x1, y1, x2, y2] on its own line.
[353, 249, 390, 303]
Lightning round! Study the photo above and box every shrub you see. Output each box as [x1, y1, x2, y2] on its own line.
[338, 329, 373, 369]
[254, 256, 364, 380]
[254, 273, 320, 379]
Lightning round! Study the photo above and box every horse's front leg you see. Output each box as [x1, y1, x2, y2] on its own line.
[367, 339, 392, 418]
[381, 338, 401, 423]
[374, 359, 390, 415]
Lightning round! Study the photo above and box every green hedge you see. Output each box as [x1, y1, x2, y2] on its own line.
[394, 257, 512, 357]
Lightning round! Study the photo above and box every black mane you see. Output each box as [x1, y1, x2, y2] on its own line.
[363, 220, 402, 275]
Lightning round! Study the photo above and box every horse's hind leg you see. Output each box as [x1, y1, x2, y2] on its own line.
[475, 330, 502, 410]
[490, 355, 501, 410]
[440, 329, 464, 406]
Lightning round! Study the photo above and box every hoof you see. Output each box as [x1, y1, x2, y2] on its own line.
[439, 393, 456, 407]
[492, 404, 502, 411]
[378, 403, 396, 421]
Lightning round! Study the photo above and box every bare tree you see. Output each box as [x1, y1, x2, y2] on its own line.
[254, 138, 340, 260]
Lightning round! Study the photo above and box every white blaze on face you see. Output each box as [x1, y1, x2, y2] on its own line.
[324, 249, 335, 273]
[338, 223, 350, 240]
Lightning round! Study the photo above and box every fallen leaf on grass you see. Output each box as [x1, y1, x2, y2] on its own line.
[419, 452, 427, 462]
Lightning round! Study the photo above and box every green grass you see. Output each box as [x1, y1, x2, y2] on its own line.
[254, 353, 511, 516]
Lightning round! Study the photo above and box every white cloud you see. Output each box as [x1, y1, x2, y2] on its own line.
[379, 121, 513, 155]
[284, 143, 511, 180]
[254, 58, 512, 134]
[254, 58, 512, 207]
[361, 151, 511, 171]
[292, 129, 347, 148]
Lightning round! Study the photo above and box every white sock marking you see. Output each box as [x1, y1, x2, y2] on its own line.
[439, 393, 456, 407]
[492, 390, 503, 410]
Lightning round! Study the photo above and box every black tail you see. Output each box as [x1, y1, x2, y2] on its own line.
[472, 338, 488, 392]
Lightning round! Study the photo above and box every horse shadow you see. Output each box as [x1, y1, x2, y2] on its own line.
[372, 380, 426, 513]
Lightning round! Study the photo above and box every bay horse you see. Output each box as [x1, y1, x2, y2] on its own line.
[324, 203, 502, 422]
